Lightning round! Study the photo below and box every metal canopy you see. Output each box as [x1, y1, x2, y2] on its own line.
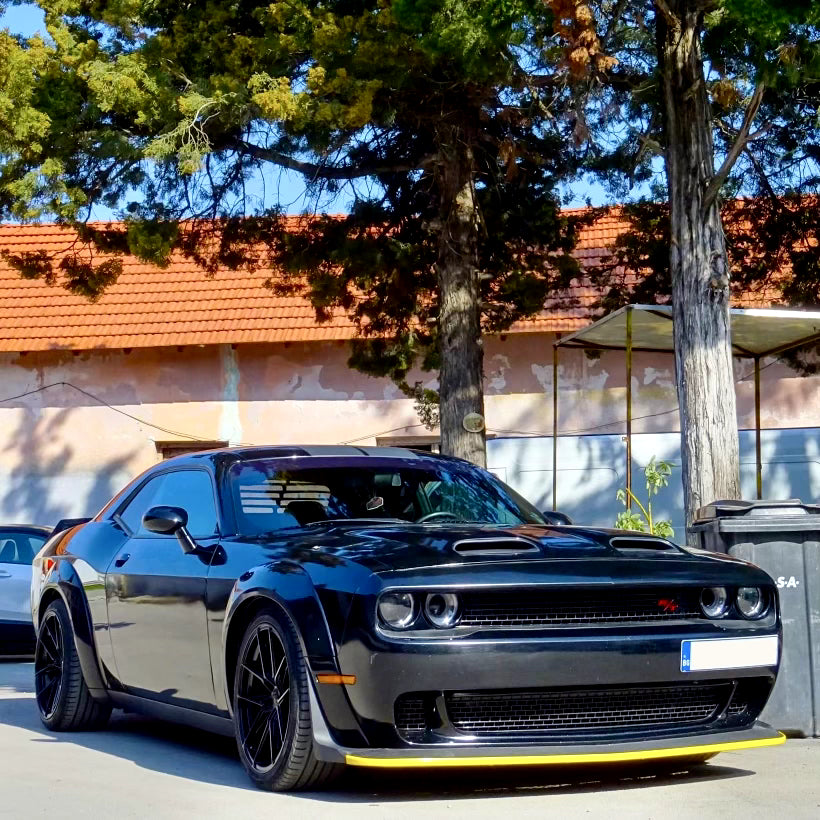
[556, 304, 820, 358]
[549, 305, 820, 512]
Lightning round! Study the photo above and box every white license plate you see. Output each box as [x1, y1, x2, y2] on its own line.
[681, 636, 779, 672]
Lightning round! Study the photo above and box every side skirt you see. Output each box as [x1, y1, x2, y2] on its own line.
[108, 692, 236, 738]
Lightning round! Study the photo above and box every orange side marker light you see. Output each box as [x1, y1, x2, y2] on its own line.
[316, 674, 357, 685]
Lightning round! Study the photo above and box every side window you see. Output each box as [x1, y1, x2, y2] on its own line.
[0, 534, 45, 565]
[150, 470, 219, 538]
[119, 475, 166, 534]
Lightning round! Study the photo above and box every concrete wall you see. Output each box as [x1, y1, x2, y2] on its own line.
[1, 333, 819, 528]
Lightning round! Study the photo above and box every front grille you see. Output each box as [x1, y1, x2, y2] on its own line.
[395, 695, 428, 741]
[459, 587, 703, 627]
[445, 682, 732, 736]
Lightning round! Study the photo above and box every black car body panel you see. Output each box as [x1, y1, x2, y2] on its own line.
[30, 446, 784, 767]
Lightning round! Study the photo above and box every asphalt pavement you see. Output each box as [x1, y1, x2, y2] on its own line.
[1, 660, 818, 819]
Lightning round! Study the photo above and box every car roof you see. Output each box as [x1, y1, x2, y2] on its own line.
[158, 444, 462, 469]
[0, 524, 52, 536]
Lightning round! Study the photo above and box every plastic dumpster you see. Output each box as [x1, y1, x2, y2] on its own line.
[690, 499, 820, 737]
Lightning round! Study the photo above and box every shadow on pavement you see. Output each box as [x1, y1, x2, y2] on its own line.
[0, 693, 253, 790]
[0, 692, 755, 800]
[311, 759, 754, 803]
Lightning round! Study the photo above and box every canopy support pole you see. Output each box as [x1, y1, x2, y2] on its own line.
[552, 342, 559, 510]
[625, 306, 633, 508]
[755, 356, 763, 499]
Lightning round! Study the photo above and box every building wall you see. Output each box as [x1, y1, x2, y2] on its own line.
[1, 333, 819, 528]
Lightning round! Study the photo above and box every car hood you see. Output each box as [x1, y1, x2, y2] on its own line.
[275, 522, 713, 573]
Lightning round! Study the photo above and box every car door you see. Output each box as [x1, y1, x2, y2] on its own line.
[106, 469, 220, 711]
[0, 531, 47, 624]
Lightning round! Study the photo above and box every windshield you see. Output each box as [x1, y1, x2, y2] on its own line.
[229, 458, 545, 535]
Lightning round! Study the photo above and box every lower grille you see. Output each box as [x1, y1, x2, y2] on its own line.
[460, 587, 703, 627]
[446, 683, 731, 736]
[395, 695, 428, 741]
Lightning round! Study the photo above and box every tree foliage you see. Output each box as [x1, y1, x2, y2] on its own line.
[570, 2, 820, 322]
[0, 1, 591, 446]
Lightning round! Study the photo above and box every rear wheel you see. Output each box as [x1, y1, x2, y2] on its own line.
[233, 611, 343, 791]
[34, 599, 111, 731]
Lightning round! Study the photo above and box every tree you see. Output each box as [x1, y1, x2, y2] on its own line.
[548, 0, 820, 525]
[0, 1, 588, 467]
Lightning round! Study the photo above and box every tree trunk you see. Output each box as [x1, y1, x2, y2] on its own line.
[657, 2, 741, 529]
[435, 137, 486, 467]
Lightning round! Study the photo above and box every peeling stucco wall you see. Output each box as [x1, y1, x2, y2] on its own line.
[1, 333, 820, 526]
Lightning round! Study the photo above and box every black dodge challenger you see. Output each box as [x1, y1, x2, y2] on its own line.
[31, 446, 783, 790]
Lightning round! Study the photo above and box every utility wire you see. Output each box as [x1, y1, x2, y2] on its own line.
[0, 381, 210, 441]
[0, 356, 791, 448]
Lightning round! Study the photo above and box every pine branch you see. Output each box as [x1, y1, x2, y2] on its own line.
[231, 139, 433, 180]
[703, 81, 766, 211]
[654, 0, 678, 27]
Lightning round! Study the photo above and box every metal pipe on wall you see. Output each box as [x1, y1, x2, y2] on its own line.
[552, 342, 559, 511]
[755, 356, 763, 499]
[625, 306, 633, 509]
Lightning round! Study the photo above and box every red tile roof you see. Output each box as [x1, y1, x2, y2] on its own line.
[0, 209, 763, 352]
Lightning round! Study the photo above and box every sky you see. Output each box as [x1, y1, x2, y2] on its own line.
[1, 3, 613, 220]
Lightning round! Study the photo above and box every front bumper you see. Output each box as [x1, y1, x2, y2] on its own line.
[330, 622, 779, 747]
[339, 724, 786, 768]
[308, 671, 785, 766]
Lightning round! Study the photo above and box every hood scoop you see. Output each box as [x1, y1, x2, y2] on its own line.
[610, 535, 677, 552]
[453, 537, 541, 557]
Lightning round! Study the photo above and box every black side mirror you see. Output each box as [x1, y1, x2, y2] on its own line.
[541, 510, 573, 525]
[142, 506, 197, 553]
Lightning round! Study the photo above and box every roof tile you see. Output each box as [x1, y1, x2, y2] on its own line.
[0, 209, 772, 352]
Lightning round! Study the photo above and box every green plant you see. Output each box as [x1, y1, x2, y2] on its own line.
[615, 457, 675, 539]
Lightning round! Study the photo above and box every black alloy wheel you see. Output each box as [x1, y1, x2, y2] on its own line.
[236, 621, 292, 773]
[233, 612, 343, 791]
[34, 608, 64, 720]
[34, 599, 111, 731]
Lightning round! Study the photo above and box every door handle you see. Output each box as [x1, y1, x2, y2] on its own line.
[114, 553, 131, 568]
[0, 569, 10, 578]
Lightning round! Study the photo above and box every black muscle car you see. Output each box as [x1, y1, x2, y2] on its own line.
[31, 446, 784, 791]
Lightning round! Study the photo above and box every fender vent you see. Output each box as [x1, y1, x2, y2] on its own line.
[453, 537, 541, 557]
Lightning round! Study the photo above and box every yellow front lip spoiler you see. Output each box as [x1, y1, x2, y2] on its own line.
[345, 733, 786, 768]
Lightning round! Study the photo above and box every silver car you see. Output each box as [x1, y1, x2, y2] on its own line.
[1, 526, 50, 656]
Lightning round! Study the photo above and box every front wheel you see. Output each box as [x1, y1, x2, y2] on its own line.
[233, 611, 344, 791]
[34, 599, 111, 731]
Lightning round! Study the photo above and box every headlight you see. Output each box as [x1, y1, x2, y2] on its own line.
[736, 587, 767, 619]
[700, 586, 729, 618]
[377, 592, 416, 629]
[424, 592, 461, 628]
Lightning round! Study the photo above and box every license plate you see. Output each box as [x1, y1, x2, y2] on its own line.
[681, 636, 779, 672]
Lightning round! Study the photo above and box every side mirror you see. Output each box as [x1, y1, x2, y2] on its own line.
[142, 506, 197, 554]
[541, 510, 573, 526]
[143, 505, 188, 535]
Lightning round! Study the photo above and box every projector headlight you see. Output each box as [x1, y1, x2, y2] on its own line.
[700, 586, 729, 618]
[424, 592, 461, 629]
[736, 586, 767, 619]
[377, 591, 416, 629]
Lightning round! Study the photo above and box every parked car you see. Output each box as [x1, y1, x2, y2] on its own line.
[31, 446, 783, 791]
[1, 525, 51, 656]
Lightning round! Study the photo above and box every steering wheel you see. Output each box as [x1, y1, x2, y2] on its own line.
[416, 511, 465, 524]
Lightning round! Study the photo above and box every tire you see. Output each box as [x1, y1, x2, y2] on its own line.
[34, 599, 111, 731]
[233, 611, 344, 791]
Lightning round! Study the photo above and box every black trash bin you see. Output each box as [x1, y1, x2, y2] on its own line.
[690, 499, 820, 737]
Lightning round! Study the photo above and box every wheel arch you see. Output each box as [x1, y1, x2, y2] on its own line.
[222, 563, 338, 714]
[36, 564, 110, 703]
